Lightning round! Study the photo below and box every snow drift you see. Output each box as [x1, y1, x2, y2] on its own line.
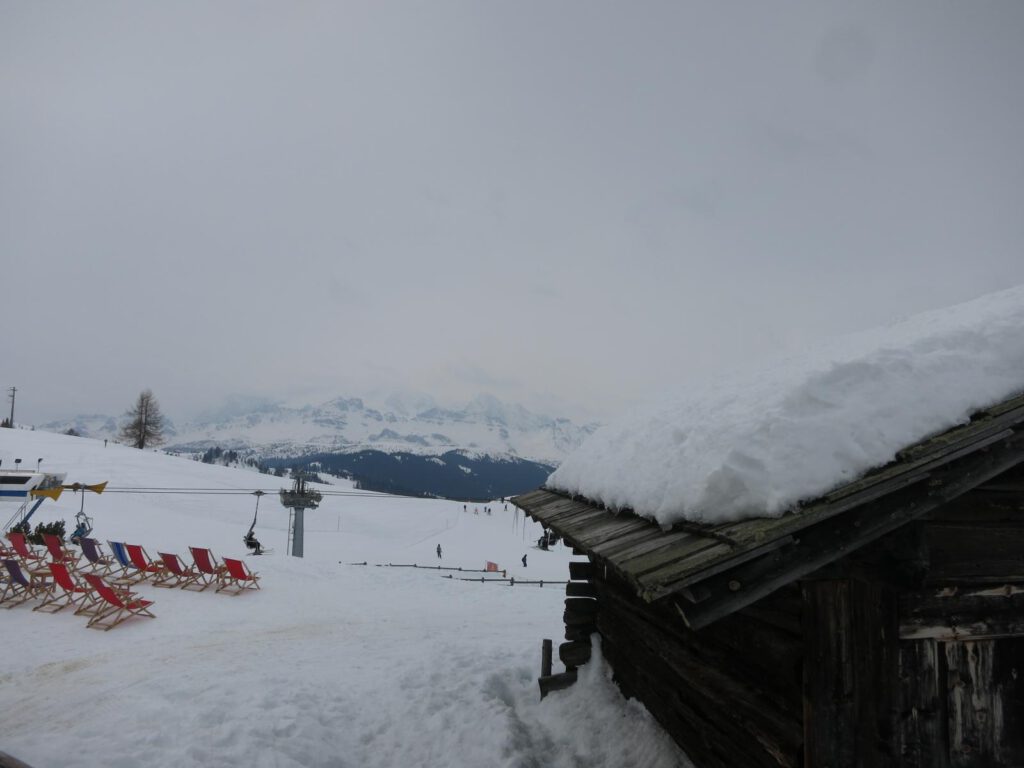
[548, 285, 1024, 526]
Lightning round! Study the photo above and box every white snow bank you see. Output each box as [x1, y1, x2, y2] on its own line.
[548, 285, 1024, 526]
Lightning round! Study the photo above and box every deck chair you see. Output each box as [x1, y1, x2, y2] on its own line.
[156, 552, 205, 590]
[42, 534, 81, 569]
[6, 532, 47, 565]
[82, 573, 156, 630]
[1, 559, 54, 609]
[189, 546, 227, 591]
[79, 538, 117, 576]
[124, 543, 166, 581]
[107, 541, 147, 583]
[217, 557, 261, 595]
[36, 562, 107, 616]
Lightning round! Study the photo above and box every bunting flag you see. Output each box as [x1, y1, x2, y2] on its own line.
[485, 561, 498, 572]
[29, 487, 63, 501]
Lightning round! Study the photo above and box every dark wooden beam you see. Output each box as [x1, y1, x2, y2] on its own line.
[899, 586, 1024, 641]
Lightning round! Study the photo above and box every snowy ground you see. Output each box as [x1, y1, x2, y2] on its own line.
[0, 430, 687, 768]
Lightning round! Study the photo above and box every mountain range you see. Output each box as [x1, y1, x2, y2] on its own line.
[39, 393, 599, 499]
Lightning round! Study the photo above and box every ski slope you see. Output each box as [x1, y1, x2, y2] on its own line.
[0, 430, 687, 768]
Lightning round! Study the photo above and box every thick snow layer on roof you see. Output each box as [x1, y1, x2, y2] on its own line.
[548, 285, 1024, 527]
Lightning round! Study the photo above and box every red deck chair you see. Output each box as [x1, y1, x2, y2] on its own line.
[124, 543, 166, 581]
[217, 557, 261, 595]
[189, 546, 226, 591]
[1, 559, 53, 608]
[6, 532, 47, 565]
[42, 534, 81, 569]
[156, 552, 204, 590]
[37, 562, 107, 616]
[82, 573, 156, 630]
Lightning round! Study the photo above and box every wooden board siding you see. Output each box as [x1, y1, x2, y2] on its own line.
[923, 492, 1024, 586]
[945, 638, 1024, 767]
[595, 571, 803, 768]
[897, 638, 1024, 767]
[802, 579, 900, 768]
[897, 639, 949, 768]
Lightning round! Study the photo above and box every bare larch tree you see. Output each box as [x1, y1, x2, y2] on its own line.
[120, 389, 166, 449]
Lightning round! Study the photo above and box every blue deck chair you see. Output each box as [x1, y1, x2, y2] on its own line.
[107, 541, 146, 583]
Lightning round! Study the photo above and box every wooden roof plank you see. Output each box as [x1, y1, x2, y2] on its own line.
[637, 535, 796, 597]
[552, 512, 622, 540]
[588, 526, 668, 557]
[568, 517, 652, 550]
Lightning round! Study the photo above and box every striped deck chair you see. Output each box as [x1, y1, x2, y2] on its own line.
[107, 541, 147, 583]
[125, 543, 166, 582]
[189, 546, 227, 591]
[42, 534, 81, 569]
[217, 557, 261, 595]
[82, 573, 156, 630]
[80, 538, 117, 576]
[156, 552, 204, 590]
[36, 562, 106, 616]
[6, 532, 47, 565]
[1, 559, 53, 609]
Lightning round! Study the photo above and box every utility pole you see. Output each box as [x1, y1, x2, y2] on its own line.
[7, 386, 15, 427]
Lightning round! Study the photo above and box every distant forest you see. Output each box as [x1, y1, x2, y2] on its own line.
[263, 450, 554, 501]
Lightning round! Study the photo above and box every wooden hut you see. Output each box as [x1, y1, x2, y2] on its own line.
[514, 391, 1024, 768]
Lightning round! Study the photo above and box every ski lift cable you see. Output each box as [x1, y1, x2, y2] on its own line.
[98, 486, 451, 501]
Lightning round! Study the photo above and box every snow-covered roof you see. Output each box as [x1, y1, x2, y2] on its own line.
[548, 285, 1024, 527]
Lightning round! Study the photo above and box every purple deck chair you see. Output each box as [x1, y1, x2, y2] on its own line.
[1, 559, 53, 608]
[80, 538, 117, 576]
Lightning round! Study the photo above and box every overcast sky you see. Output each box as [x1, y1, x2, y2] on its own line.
[3, 2, 1023, 425]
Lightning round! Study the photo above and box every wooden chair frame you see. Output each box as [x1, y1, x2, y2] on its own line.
[82, 573, 156, 630]
[1, 559, 53, 609]
[156, 552, 205, 590]
[124, 543, 166, 582]
[217, 557, 261, 595]
[188, 546, 227, 591]
[42, 534, 81, 569]
[107, 541, 147, 584]
[5, 532, 47, 565]
[79, 538, 117, 576]
[37, 562, 107, 616]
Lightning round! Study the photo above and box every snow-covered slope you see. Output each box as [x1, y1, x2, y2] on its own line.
[41, 392, 597, 466]
[0, 429, 686, 768]
[550, 285, 1024, 527]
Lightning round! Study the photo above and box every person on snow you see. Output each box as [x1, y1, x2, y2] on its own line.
[436, 543, 442, 559]
[521, 554, 527, 568]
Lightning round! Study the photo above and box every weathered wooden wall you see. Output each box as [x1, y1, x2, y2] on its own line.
[801, 578, 900, 768]
[593, 567, 803, 768]
[893, 487, 1024, 767]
